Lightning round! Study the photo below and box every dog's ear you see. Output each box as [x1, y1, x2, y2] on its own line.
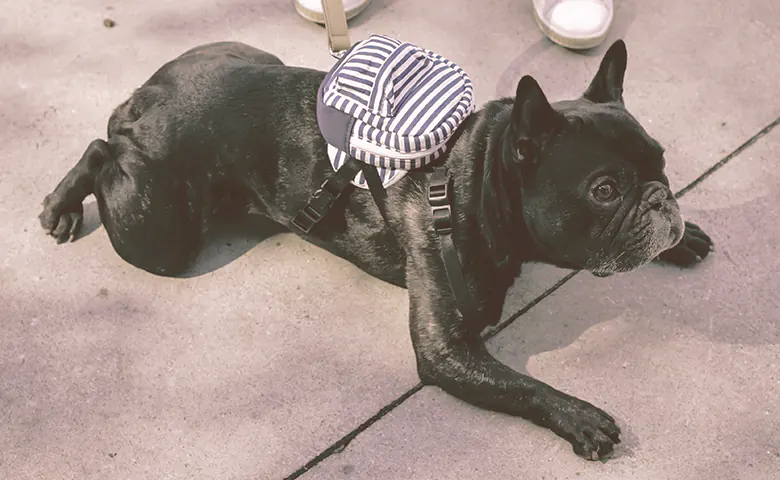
[583, 39, 628, 104]
[511, 75, 562, 165]
[482, 76, 560, 266]
[481, 80, 554, 266]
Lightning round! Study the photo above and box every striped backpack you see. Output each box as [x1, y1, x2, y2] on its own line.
[291, 34, 475, 233]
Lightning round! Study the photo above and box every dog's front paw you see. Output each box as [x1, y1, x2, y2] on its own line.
[39, 194, 84, 244]
[546, 393, 622, 461]
[657, 221, 713, 267]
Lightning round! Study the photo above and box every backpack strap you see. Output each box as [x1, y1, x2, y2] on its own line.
[359, 163, 391, 225]
[291, 157, 390, 234]
[291, 156, 364, 234]
[428, 166, 480, 321]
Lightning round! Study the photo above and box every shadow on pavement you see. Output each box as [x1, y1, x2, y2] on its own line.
[73, 202, 287, 279]
[181, 214, 288, 278]
[492, 192, 780, 380]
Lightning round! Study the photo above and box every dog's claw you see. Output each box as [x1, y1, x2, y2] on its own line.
[69, 213, 83, 242]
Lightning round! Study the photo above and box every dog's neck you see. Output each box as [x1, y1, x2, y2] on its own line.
[445, 99, 537, 277]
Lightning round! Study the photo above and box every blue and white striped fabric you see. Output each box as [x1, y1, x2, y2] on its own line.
[320, 34, 475, 189]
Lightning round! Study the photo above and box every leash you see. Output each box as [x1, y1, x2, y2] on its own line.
[321, 0, 351, 58]
[295, 1, 480, 321]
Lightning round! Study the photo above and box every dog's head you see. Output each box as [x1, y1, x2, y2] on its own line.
[483, 40, 684, 276]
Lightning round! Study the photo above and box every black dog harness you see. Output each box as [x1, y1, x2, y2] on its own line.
[291, 159, 479, 321]
[291, 34, 480, 321]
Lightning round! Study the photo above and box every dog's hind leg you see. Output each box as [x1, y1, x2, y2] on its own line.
[39, 138, 204, 276]
[39, 139, 109, 243]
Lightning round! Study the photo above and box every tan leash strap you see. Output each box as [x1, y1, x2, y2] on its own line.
[321, 0, 351, 57]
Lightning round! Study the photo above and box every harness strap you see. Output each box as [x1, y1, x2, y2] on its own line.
[428, 166, 480, 321]
[360, 164, 391, 225]
[291, 156, 363, 234]
[292, 160, 479, 322]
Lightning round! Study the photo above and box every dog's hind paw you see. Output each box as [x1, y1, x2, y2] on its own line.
[39, 194, 84, 244]
[656, 221, 714, 267]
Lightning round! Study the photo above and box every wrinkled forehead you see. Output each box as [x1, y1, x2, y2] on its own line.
[549, 100, 666, 177]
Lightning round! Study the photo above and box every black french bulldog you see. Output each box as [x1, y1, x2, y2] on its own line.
[39, 39, 712, 460]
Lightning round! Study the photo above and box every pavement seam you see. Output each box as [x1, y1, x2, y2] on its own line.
[483, 270, 580, 341]
[284, 116, 779, 479]
[675, 117, 779, 198]
[284, 384, 424, 479]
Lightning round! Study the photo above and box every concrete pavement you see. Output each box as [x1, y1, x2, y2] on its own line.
[1, 1, 778, 479]
[308, 128, 780, 480]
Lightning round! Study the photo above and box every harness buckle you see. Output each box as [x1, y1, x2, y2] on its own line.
[291, 187, 334, 234]
[429, 167, 452, 234]
[431, 205, 453, 235]
[428, 175, 449, 207]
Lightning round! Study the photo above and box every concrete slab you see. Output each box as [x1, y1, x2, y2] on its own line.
[353, 0, 780, 190]
[483, 0, 780, 190]
[0, 0, 777, 479]
[0, 2, 569, 479]
[0, 3, 576, 478]
[307, 129, 780, 478]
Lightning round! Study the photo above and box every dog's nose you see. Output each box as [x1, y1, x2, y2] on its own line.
[647, 188, 669, 210]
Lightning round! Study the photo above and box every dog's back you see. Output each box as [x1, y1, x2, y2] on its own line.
[103, 41, 329, 196]
[107, 42, 288, 153]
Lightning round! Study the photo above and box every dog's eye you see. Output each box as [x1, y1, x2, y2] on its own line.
[593, 180, 618, 202]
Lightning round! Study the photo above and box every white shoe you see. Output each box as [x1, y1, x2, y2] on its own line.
[533, 0, 614, 50]
[294, 0, 372, 24]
